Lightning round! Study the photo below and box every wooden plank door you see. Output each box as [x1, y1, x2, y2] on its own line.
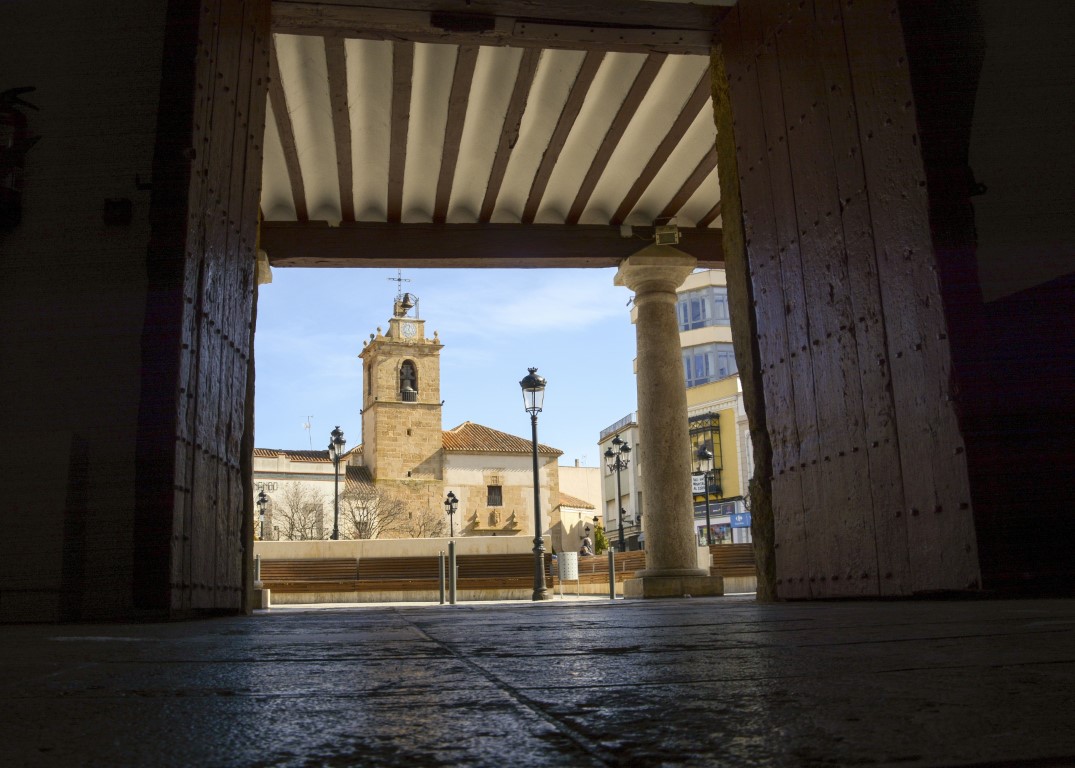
[718, 0, 979, 598]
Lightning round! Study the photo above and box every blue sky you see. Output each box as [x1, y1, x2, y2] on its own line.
[253, 267, 640, 467]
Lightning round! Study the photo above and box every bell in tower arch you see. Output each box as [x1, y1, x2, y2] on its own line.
[400, 361, 418, 402]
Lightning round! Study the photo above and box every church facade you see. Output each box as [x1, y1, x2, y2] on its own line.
[253, 296, 567, 542]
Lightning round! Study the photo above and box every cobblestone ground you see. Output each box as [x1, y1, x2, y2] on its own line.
[2, 596, 1074, 767]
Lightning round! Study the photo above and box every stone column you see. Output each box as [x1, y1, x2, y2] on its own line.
[615, 244, 724, 598]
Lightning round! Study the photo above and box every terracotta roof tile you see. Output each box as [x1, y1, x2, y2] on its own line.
[442, 421, 561, 456]
[345, 464, 374, 490]
[558, 492, 595, 510]
[253, 446, 361, 462]
[252, 448, 331, 462]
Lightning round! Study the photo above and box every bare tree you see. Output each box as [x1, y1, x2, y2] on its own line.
[273, 482, 326, 540]
[339, 484, 448, 539]
[397, 505, 448, 539]
[339, 484, 410, 540]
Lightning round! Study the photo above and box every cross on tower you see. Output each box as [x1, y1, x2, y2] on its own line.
[387, 269, 411, 301]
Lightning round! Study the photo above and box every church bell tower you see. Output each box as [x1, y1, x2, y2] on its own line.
[358, 291, 444, 481]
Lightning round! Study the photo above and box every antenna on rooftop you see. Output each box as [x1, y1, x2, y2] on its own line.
[303, 416, 313, 449]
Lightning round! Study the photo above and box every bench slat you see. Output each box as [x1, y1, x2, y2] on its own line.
[709, 543, 756, 577]
[262, 555, 555, 592]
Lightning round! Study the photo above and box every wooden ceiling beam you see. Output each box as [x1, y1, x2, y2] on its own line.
[260, 220, 725, 268]
[324, 36, 354, 222]
[268, 37, 308, 221]
[566, 52, 665, 225]
[387, 41, 414, 223]
[696, 199, 722, 228]
[610, 72, 711, 226]
[522, 50, 604, 224]
[271, 1, 725, 55]
[658, 146, 718, 221]
[433, 45, 479, 224]
[479, 47, 540, 222]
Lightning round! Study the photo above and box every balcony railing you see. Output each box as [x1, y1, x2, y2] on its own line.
[599, 412, 636, 441]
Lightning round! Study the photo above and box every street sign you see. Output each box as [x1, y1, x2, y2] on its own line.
[691, 473, 706, 494]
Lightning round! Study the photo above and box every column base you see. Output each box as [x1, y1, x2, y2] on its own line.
[623, 574, 724, 599]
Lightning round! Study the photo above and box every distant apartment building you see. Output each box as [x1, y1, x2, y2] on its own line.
[602, 269, 753, 550]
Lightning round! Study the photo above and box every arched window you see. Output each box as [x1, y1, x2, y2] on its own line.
[399, 360, 418, 401]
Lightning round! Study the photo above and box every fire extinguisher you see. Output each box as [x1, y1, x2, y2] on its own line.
[1, 86, 40, 229]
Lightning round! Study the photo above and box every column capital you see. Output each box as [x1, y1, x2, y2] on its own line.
[614, 244, 697, 295]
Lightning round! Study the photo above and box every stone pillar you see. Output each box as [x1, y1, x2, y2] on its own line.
[615, 245, 724, 598]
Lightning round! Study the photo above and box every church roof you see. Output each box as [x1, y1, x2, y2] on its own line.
[345, 464, 375, 491]
[442, 421, 562, 456]
[253, 446, 361, 462]
[252, 448, 331, 462]
[558, 493, 596, 510]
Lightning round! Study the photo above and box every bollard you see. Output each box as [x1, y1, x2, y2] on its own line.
[448, 540, 457, 605]
[439, 551, 446, 605]
[608, 547, 616, 600]
[254, 554, 262, 586]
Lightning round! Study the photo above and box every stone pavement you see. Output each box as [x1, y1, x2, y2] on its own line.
[2, 596, 1074, 767]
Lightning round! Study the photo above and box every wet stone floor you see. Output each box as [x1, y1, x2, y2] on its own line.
[1, 596, 1074, 767]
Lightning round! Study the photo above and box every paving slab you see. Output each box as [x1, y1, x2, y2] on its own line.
[1, 597, 1073, 767]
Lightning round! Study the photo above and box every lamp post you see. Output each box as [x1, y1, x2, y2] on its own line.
[695, 445, 714, 546]
[328, 425, 346, 540]
[520, 367, 549, 601]
[443, 491, 458, 537]
[604, 434, 631, 552]
[256, 489, 268, 540]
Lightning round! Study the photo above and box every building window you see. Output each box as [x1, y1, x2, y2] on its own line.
[487, 485, 503, 506]
[682, 343, 737, 387]
[677, 286, 730, 331]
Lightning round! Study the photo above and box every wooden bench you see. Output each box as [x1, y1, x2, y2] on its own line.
[457, 553, 552, 589]
[357, 553, 553, 591]
[552, 551, 647, 585]
[709, 543, 756, 577]
[260, 558, 359, 592]
[261, 554, 555, 595]
[355, 556, 441, 591]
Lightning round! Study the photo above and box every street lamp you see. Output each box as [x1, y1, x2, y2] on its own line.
[443, 491, 459, 537]
[604, 434, 631, 552]
[256, 489, 268, 540]
[520, 367, 549, 601]
[695, 445, 714, 546]
[328, 425, 346, 540]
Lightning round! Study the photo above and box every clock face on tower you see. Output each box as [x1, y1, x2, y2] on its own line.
[401, 322, 417, 338]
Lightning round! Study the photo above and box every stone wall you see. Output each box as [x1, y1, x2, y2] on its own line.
[446, 454, 559, 538]
[365, 402, 444, 481]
